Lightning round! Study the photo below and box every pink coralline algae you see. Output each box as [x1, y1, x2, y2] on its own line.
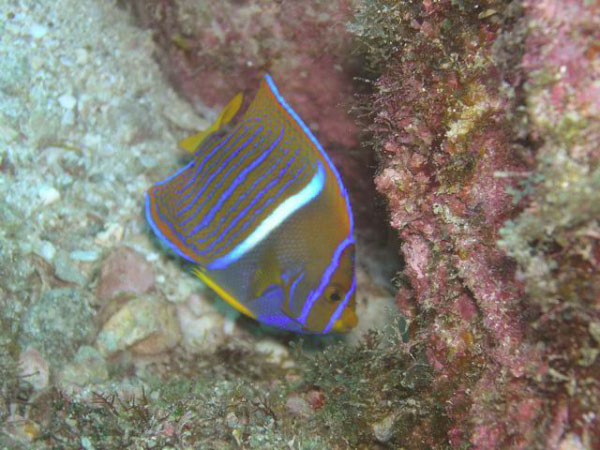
[360, 0, 599, 447]
[128, 0, 359, 151]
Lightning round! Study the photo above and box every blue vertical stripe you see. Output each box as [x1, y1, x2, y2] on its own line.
[215, 165, 308, 252]
[188, 128, 284, 243]
[177, 125, 255, 205]
[177, 128, 239, 195]
[182, 132, 269, 229]
[177, 127, 263, 216]
[191, 152, 288, 245]
[200, 164, 306, 256]
[297, 237, 355, 325]
[193, 147, 302, 250]
[288, 273, 304, 312]
[145, 193, 197, 263]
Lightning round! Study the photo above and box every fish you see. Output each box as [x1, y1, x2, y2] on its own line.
[145, 74, 357, 334]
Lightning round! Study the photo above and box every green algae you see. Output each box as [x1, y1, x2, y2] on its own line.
[347, 1, 413, 71]
[292, 317, 440, 448]
[499, 152, 600, 309]
[437, 151, 478, 192]
[1, 319, 427, 449]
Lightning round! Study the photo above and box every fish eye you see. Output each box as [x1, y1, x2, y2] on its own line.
[325, 285, 342, 303]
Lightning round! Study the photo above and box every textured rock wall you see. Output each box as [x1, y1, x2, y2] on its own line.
[354, 0, 599, 447]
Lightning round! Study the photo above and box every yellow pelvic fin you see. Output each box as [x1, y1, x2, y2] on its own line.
[179, 93, 244, 153]
[191, 267, 256, 319]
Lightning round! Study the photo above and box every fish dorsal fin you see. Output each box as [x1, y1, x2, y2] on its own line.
[218, 92, 244, 126]
[179, 93, 244, 153]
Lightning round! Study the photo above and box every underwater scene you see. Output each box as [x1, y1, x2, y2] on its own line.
[0, 0, 598, 448]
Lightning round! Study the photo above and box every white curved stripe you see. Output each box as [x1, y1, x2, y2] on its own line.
[207, 162, 326, 270]
[264, 74, 354, 234]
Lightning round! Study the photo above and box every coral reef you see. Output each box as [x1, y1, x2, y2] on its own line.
[357, 0, 599, 447]
[1, 0, 597, 448]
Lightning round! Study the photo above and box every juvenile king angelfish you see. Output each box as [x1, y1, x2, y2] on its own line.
[145, 74, 357, 333]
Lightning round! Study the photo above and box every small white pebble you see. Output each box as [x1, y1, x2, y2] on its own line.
[146, 252, 159, 262]
[282, 360, 296, 369]
[30, 55, 44, 70]
[255, 339, 290, 365]
[36, 240, 56, 262]
[80, 436, 94, 450]
[69, 250, 100, 262]
[29, 23, 48, 39]
[285, 396, 312, 418]
[156, 274, 166, 284]
[223, 318, 236, 335]
[38, 185, 60, 205]
[372, 413, 397, 443]
[0, 122, 18, 142]
[75, 48, 89, 65]
[184, 294, 212, 316]
[558, 433, 585, 450]
[139, 155, 157, 168]
[61, 109, 75, 126]
[226, 412, 239, 428]
[94, 223, 124, 245]
[58, 94, 77, 110]
[19, 347, 50, 391]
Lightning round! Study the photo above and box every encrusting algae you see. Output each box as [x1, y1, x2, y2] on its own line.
[352, 0, 600, 447]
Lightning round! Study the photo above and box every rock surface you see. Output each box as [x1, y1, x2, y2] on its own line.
[18, 288, 96, 366]
[96, 296, 181, 356]
[18, 347, 50, 391]
[175, 294, 228, 354]
[57, 345, 109, 389]
[96, 247, 155, 301]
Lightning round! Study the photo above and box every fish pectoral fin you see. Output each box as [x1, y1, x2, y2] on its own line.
[190, 267, 256, 319]
[250, 248, 284, 300]
[252, 268, 280, 300]
[179, 92, 244, 153]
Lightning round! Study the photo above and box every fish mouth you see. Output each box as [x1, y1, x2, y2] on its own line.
[331, 306, 358, 333]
